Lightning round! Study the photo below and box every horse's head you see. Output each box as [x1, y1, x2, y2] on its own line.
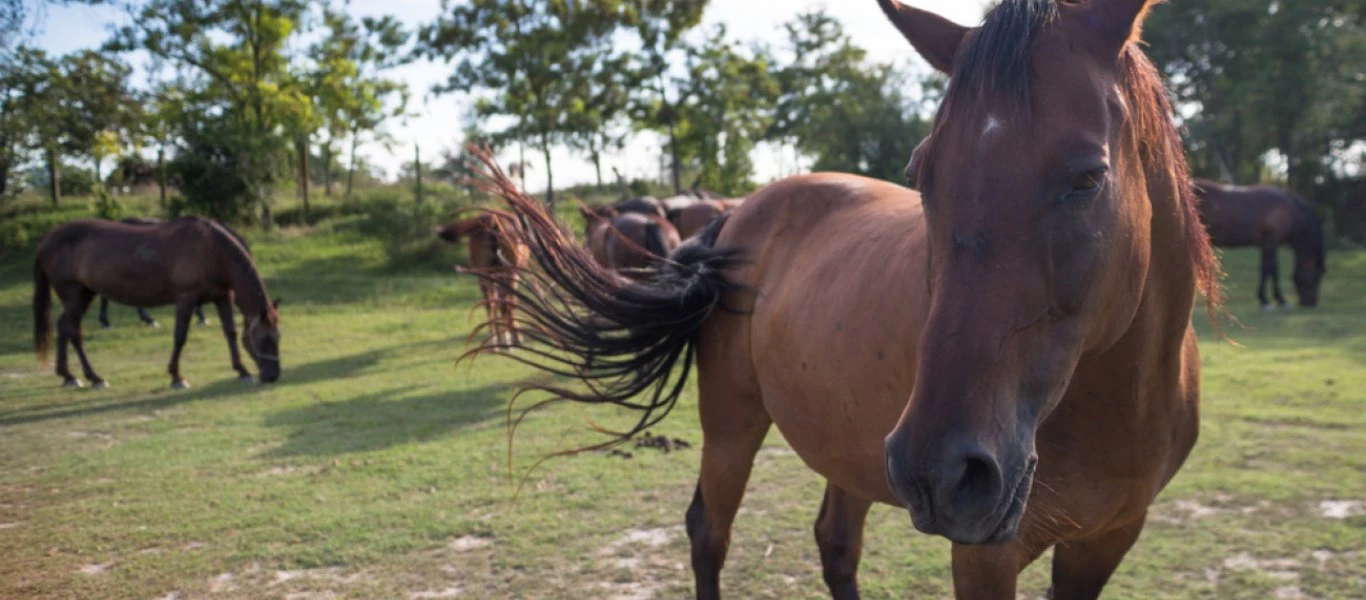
[244, 298, 283, 383]
[1293, 256, 1325, 307]
[878, 0, 1206, 545]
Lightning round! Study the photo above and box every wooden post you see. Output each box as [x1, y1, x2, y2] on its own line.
[414, 142, 424, 205]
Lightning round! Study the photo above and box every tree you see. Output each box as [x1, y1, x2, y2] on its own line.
[109, 0, 311, 225]
[767, 10, 932, 183]
[1146, 1, 1365, 209]
[661, 26, 778, 194]
[310, 7, 410, 201]
[419, 0, 626, 206]
[565, 51, 631, 192]
[622, 0, 708, 194]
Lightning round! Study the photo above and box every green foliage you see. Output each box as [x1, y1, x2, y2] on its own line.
[166, 116, 253, 222]
[90, 184, 122, 220]
[1146, 1, 1366, 237]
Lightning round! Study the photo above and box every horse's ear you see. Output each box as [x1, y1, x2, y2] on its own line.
[1079, 0, 1158, 58]
[876, 0, 970, 74]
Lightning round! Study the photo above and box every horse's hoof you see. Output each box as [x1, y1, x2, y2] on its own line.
[144, 321, 160, 328]
[61, 378, 84, 389]
[1260, 304, 1277, 312]
[90, 379, 110, 389]
[198, 319, 212, 326]
[171, 380, 191, 390]
[1279, 303, 1292, 310]
[238, 374, 256, 384]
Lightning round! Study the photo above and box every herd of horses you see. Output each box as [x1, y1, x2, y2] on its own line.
[25, 0, 1332, 598]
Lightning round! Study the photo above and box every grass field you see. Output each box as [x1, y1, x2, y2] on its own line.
[1, 206, 1363, 599]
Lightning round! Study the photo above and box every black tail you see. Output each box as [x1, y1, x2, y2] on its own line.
[643, 221, 669, 259]
[463, 146, 741, 448]
[33, 261, 52, 367]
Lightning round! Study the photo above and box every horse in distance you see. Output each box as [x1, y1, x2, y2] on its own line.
[579, 204, 682, 278]
[34, 216, 282, 388]
[1194, 179, 1326, 308]
[435, 213, 530, 349]
[463, 0, 1222, 597]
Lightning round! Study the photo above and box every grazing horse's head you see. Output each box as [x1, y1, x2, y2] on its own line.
[877, 0, 1217, 545]
[244, 298, 283, 383]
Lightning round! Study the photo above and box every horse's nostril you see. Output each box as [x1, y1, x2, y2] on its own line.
[937, 445, 1004, 524]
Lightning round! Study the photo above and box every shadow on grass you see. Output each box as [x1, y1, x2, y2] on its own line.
[260, 382, 508, 457]
[0, 340, 456, 428]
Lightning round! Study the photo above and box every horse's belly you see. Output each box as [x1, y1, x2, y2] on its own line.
[748, 243, 926, 505]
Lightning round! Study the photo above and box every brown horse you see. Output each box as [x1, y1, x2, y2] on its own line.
[1193, 179, 1325, 308]
[579, 205, 682, 277]
[435, 213, 530, 348]
[466, 0, 1223, 597]
[34, 216, 282, 388]
[97, 216, 233, 328]
[671, 200, 728, 240]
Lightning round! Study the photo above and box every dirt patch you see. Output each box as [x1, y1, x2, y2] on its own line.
[409, 588, 464, 599]
[448, 535, 492, 552]
[0, 522, 21, 529]
[250, 464, 322, 478]
[598, 580, 663, 600]
[1150, 494, 1263, 525]
[1317, 500, 1363, 519]
[603, 527, 680, 551]
[78, 562, 113, 575]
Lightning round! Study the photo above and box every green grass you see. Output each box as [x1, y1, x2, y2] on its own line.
[0, 213, 1362, 599]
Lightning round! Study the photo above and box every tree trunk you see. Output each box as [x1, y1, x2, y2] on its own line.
[346, 132, 359, 200]
[541, 132, 554, 208]
[592, 148, 603, 192]
[518, 143, 527, 191]
[414, 143, 423, 205]
[47, 148, 60, 207]
[297, 135, 310, 219]
[157, 143, 167, 209]
[666, 115, 682, 194]
[322, 143, 333, 196]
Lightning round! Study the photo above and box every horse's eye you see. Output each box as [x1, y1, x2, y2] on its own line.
[1062, 168, 1107, 203]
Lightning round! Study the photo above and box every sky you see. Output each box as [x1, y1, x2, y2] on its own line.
[33, 0, 986, 189]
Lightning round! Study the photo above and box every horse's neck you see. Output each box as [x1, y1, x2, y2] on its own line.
[217, 232, 269, 315]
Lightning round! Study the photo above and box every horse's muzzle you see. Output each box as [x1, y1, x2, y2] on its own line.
[885, 435, 1035, 545]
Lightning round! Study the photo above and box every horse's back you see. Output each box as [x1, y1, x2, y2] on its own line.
[1197, 182, 1301, 246]
[36, 217, 222, 306]
[701, 173, 929, 503]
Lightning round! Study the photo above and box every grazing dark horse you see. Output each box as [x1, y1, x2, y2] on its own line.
[465, 0, 1222, 597]
[96, 217, 241, 327]
[34, 216, 282, 388]
[435, 213, 530, 348]
[1194, 179, 1325, 308]
[579, 205, 682, 278]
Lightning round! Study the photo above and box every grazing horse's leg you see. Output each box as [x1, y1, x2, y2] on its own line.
[59, 289, 105, 388]
[215, 297, 251, 382]
[98, 296, 111, 329]
[1258, 246, 1276, 310]
[813, 483, 873, 600]
[1047, 516, 1146, 600]
[137, 307, 158, 327]
[480, 280, 502, 350]
[1265, 245, 1289, 308]
[501, 273, 521, 346]
[167, 302, 195, 389]
[686, 386, 771, 600]
[195, 303, 209, 326]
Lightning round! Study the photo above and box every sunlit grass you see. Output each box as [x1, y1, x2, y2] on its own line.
[0, 218, 1361, 598]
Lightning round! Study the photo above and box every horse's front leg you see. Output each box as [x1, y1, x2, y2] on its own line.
[215, 297, 251, 382]
[950, 526, 1052, 599]
[814, 483, 873, 599]
[167, 301, 195, 389]
[1047, 514, 1146, 600]
[1259, 246, 1277, 310]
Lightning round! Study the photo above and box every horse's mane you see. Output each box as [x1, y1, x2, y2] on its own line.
[926, 0, 1223, 313]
